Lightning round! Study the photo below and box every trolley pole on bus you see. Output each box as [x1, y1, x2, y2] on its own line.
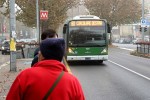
[9, 0, 16, 71]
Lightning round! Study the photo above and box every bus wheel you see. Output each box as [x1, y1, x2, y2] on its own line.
[99, 60, 103, 63]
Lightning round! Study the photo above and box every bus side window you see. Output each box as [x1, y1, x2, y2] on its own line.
[63, 24, 67, 34]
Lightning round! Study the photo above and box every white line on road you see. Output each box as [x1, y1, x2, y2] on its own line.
[119, 47, 135, 51]
[108, 60, 150, 81]
[0, 61, 10, 70]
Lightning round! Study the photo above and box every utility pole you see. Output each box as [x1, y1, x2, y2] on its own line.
[142, 0, 145, 41]
[42, 2, 48, 32]
[36, 0, 40, 43]
[9, 0, 16, 71]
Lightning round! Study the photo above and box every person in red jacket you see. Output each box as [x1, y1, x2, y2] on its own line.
[6, 38, 85, 100]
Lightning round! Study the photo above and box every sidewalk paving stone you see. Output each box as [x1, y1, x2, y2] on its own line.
[0, 59, 32, 100]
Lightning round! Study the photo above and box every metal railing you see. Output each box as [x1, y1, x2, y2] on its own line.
[136, 42, 150, 55]
[16, 42, 39, 59]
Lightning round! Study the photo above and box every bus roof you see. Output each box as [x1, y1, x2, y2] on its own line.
[73, 15, 100, 20]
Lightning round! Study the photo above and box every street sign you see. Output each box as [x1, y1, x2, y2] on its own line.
[141, 19, 146, 24]
[141, 19, 150, 27]
[40, 10, 48, 20]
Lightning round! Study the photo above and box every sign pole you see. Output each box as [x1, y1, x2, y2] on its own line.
[40, 10, 48, 33]
[36, 0, 40, 43]
[142, 0, 145, 41]
[9, 0, 16, 71]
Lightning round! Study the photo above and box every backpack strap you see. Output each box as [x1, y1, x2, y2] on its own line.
[43, 71, 64, 100]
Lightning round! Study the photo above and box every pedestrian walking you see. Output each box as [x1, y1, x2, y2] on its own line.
[6, 38, 85, 100]
[31, 29, 58, 66]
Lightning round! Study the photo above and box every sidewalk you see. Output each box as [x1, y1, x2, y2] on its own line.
[0, 59, 32, 100]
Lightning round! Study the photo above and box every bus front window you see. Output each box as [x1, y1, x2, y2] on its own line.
[68, 26, 106, 47]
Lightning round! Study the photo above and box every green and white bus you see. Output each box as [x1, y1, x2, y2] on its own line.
[63, 15, 110, 63]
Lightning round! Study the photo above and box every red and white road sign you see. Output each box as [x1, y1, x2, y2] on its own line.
[40, 10, 48, 20]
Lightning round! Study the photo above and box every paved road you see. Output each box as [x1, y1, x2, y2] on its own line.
[68, 47, 150, 100]
[0, 46, 150, 100]
[112, 43, 137, 51]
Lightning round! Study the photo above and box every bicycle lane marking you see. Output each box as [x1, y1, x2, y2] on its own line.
[108, 60, 150, 81]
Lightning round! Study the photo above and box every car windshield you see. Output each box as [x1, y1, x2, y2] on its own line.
[3, 41, 10, 46]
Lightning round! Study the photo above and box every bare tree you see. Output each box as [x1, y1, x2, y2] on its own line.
[0, 0, 79, 30]
[15, 0, 79, 30]
[84, 0, 142, 44]
[0, 0, 5, 7]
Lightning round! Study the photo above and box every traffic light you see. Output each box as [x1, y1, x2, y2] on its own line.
[144, 27, 147, 32]
[139, 26, 147, 32]
[139, 26, 142, 32]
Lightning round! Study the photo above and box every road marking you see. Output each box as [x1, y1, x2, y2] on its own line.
[119, 47, 135, 51]
[0, 61, 10, 70]
[63, 58, 72, 74]
[108, 60, 150, 81]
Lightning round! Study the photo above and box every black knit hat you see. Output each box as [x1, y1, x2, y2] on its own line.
[40, 38, 65, 61]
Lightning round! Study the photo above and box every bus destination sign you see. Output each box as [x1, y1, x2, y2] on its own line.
[70, 21, 103, 26]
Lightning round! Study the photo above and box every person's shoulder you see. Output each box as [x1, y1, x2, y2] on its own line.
[17, 67, 37, 77]
[64, 72, 79, 82]
[18, 68, 31, 74]
[63, 72, 83, 90]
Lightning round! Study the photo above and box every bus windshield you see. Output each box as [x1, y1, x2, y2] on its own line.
[68, 26, 106, 47]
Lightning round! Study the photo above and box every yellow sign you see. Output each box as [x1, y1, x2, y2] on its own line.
[10, 38, 16, 51]
[70, 21, 103, 26]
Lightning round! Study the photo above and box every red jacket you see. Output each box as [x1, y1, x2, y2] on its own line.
[6, 60, 85, 100]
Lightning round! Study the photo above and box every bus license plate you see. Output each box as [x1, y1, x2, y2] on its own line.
[85, 57, 91, 60]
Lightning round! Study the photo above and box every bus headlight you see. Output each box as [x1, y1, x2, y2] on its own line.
[101, 48, 107, 53]
[68, 48, 74, 54]
[2, 47, 4, 50]
[21, 45, 24, 47]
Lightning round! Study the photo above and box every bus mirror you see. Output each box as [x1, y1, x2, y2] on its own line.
[63, 24, 67, 34]
[107, 24, 111, 33]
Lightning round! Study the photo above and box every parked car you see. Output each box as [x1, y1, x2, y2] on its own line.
[0, 37, 6, 51]
[132, 38, 142, 44]
[1, 40, 10, 55]
[0, 39, 3, 51]
[119, 38, 132, 44]
[114, 39, 120, 43]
